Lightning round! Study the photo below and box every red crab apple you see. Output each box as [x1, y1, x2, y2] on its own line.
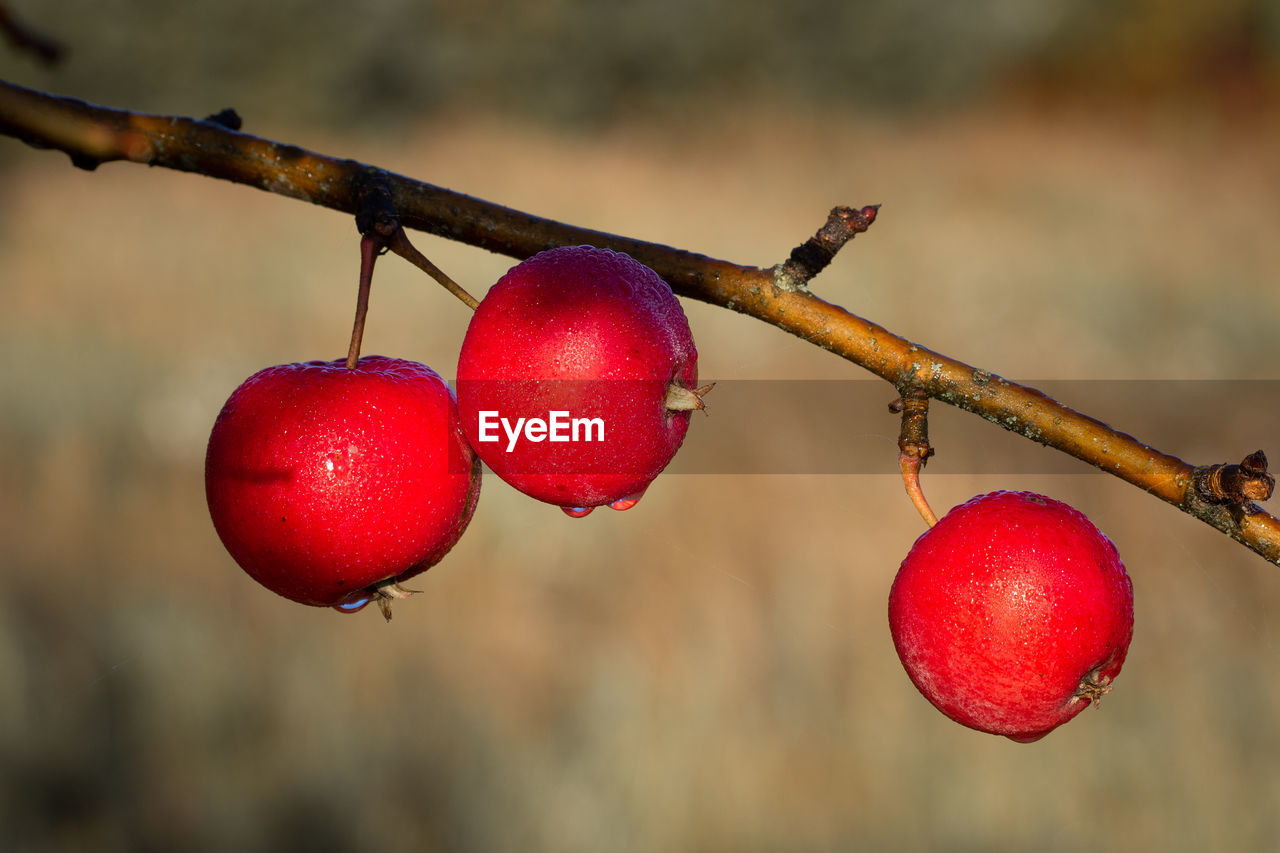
[205, 356, 480, 616]
[455, 245, 708, 515]
[888, 490, 1134, 742]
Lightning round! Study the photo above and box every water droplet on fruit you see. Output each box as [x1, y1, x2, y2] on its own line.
[608, 492, 644, 511]
[333, 595, 372, 614]
[561, 506, 594, 518]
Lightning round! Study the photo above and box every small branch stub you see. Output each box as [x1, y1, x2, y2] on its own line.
[202, 109, 243, 131]
[1193, 450, 1274, 518]
[891, 388, 938, 527]
[775, 204, 880, 291]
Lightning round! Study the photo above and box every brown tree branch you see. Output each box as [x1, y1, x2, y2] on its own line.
[2, 79, 1277, 565]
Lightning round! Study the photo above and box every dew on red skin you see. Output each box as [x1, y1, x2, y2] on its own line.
[561, 506, 594, 518]
[456, 246, 698, 509]
[887, 490, 1133, 742]
[332, 595, 372, 614]
[205, 356, 481, 610]
[607, 490, 645, 511]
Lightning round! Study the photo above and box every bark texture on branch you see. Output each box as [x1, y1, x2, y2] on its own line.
[1, 79, 1276, 565]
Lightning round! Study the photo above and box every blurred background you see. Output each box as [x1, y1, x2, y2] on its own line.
[3, 1, 1280, 850]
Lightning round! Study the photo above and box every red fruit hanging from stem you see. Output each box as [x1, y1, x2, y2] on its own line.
[888, 490, 1134, 742]
[456, 245, 709, 512]
[205, 356, 481, 617]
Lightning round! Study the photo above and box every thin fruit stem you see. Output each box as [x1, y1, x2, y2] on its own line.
[346, 233, 380, 370]
[386, 226, 480, 311]
[891, 388, 937, 527]
[899, 452, 938, 527]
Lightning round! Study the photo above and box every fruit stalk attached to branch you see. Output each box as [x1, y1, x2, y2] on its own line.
[354, 168, 480, 310]
[346, 234, 380, 370]
[890, 388, 937, 527]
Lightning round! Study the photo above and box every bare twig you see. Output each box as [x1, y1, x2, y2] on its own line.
[1, 79, 1277, 565]
[776, 205, 880, 290]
